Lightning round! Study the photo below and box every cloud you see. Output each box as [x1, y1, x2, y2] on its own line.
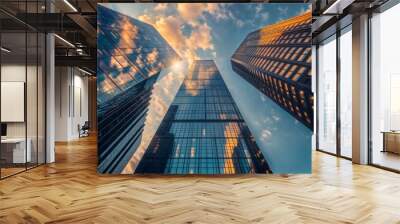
[154, 3, 168, 12]
[255, 4, 262, 14]
[297, 4, 312, 15]
[272, 115, 280, 122]
[277, 6, 289, 16]
[206, 4, 219, 14]
[207, 4, 229, 21]
[146, 48, 159, 64]
[154, 15, 186, 52]
[176, 3, 228, 24]
[136, 4, 217, 63]
[186, 23, 214, 51]
[177, 3, 205, 23]
[260, 93, 266, 102]
[106, 16, 140, 89]
[260, 129, 272, 141]
[137, 14, 154, 24]
[236, 19, 245, 28]
[261, 12, 269, 21]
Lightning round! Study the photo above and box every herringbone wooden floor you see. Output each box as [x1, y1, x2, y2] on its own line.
[1, 135, 400, 224]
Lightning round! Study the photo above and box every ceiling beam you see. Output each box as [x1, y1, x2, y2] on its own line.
[55, 55, 96, 70]
[67, 13, 97, 46]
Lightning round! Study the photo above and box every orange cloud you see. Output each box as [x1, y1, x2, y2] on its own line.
[118, 16, 139, 48]
[177, 3, 226, 23]
[106, 17, 140, 89]
[155, 3, 168, 12]
[176, 3, 204, 23]
[154, 15, 185, 53]
[186, 23, 214, 51]
[137, 14, 154, 24]
[135, 4, 221, 63]
[151, 16, 208, 63]
[206, 4, 219, 14]
[100, 78, 116, 94]
[146, 48, 159, 64]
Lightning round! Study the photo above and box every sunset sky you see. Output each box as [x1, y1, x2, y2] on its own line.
[102, 3, 310, 62]
[100, 3, 312, 173]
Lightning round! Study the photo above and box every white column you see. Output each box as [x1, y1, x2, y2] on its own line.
[46, 32, 55, 163]
[352, 14, 369, 164]
[312, 45, 317, 150]
[55, 67, 73, 141]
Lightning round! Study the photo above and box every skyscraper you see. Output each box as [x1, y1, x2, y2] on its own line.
[135, 60, 271, 174]
[231, 13, 313, 129]
[97, 5, 180, 173]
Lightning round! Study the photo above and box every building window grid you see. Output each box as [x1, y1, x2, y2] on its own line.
[249, 64, 309, 119]
[102, 32, 158, 74]
[231, 14, 312, 129]
[169, 103, 242, 121]
[163, 137, 253, 174]
[240, 52, 309, 80]
[169, 122, 243, 138]
[138, 61, 269, 174]
[98, 24, 181, 102]
[248, 54, 308, 85]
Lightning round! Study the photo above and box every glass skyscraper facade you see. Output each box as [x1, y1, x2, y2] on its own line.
[97, 5, 180, 173]
[97, 5, 179, 104]
[231, 13, 313, 130]
[135, 60, 271, 174]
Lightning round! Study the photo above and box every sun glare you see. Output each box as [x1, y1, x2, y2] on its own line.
[171, 60, 184, 72]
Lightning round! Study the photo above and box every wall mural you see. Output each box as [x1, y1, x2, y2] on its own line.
[97, 3, 313, 175]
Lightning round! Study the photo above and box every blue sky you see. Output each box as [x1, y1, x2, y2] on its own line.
[102, 3, 312, 173]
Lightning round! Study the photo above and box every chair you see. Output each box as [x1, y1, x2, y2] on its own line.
[79, 121, 90, 138]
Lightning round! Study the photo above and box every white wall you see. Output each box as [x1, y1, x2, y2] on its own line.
[55, 67, 89, 141]
[55, 67, 68, 141]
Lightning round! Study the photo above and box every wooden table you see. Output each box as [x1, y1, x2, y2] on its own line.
[382, 131, 400, 154]
[1, 138, 31, 164]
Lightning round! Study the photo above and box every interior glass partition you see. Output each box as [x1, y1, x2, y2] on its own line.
[370, 3, 400, 171]
[1, 31, 28, 177]
[316, 22, 353, 159]
[317, 35, 337, 154]
[0, 1, 46, 179]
